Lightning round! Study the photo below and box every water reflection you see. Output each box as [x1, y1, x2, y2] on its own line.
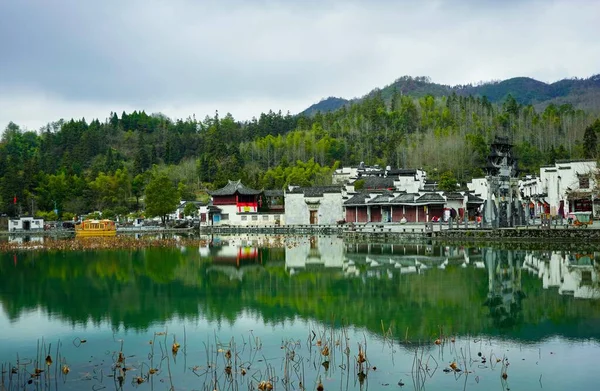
[1, 235, 599, 391]
[210, 235, 599, 301]
[200, 235, 600, 339]
[0, 235, 599, 342]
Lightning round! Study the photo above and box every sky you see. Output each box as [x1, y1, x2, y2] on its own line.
[1, 0, 599, 131]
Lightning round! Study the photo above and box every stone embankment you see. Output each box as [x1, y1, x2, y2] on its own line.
[433, 226, 600, 241]
[201, 222, 600, 243]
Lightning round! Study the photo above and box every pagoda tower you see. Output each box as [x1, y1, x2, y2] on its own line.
[483, 136, 523, 227]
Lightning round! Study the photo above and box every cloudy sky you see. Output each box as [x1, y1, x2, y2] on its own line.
[1, 0, 599, 131]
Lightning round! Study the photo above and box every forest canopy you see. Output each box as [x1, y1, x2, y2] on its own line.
[1, 91, 598, 219]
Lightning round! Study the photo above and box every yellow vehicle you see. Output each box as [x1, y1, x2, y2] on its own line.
[75, 219, 117, 237]
[567, 212, 593, 228]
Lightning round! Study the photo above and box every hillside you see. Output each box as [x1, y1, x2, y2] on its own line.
[301, 74, 600, 115]
[300, 97, 350, 116]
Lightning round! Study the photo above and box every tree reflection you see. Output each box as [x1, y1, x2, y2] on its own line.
[0, 238, 599, 341]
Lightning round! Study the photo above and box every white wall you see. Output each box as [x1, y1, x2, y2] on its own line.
[8, 217, 44, 232]
[332, 167, 358, 185]
[467, 178, 488, 197]
[520, 176, 542, 198]
[319, 193, 344, 224]
[212, 204, 283, 226]
[539, 160, 596, 215]
[284, 192, 344, 225]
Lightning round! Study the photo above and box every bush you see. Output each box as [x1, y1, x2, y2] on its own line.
[36, 210, 58, 221]
[62, 212, 75, 221]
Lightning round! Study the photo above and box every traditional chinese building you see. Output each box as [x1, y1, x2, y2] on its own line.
[208, 180, 284, 226]
[284, 186, 344, 225]
[344, 191, 450, 223]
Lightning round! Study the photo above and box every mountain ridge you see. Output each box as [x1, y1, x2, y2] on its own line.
[300, 74, 600, 116]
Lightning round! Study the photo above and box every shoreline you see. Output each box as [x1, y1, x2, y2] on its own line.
[2, 223, 599, 245]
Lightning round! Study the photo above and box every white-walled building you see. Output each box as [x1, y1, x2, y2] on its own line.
[284, 186, 345, 225]
[332, 164, 428, 195]
[470, 159, 598, 218]
[8, 217, 44, 232]
[169, 200, 206, 221]
[394, 169, 428, 193]
[539, 160, 597, 216]
[467, 177, 488, 198]
[208, 180, 284, 226]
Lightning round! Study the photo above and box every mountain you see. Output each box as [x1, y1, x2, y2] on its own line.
[299, 97, 350, 116]
[301, 74, 600, 115]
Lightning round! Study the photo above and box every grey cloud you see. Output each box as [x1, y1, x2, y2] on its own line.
[1, 0, 599, 129]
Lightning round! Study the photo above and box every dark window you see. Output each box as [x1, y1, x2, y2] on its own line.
[579, 176, 590, 189]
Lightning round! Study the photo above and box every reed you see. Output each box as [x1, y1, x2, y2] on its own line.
[0, 324, 536, 391]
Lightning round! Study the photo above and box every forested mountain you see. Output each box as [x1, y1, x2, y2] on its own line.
[303, 75, 600, 116]
[300, 97, 350, 116]
[1, 78, 600, 220]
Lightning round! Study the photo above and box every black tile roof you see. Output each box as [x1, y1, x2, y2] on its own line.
[416, 193, 446, 204]
[179, 200, 207, 208]
[395, 169, 419, 176]
[209, 180, 262, 196]
[466, 193, 484, 203]
[390, 193, 419, 204]
[264, 189, 284, 197]
[444, 192, 464, 200]
[288, 186, 342, 197]
[368, 192, 394, 204]
[344, 192, 370, 206]
[362, 176, 395, 189]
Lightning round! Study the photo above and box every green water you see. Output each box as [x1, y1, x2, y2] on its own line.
[1, 234, 599, 390]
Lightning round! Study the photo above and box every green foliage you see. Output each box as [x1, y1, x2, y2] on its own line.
[62, 212, 76, 221]
[144, 173, 179, 224]
[87, 211, 102, 219]
[102, 209, 116, 220]
[183, 202, 198, 218]
[260, 159, 338, 189]
[1, 80, 600, 219]
[354, 179, 365, 190]
[88, 168, 131, 212]
[131, 174, 147, 211]
[583, 119, 600, 159]
[36, 210, 58, 221]
[438, 171, 458, 192]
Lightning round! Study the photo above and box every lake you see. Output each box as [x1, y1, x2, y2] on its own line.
[1, 234, 599, 391]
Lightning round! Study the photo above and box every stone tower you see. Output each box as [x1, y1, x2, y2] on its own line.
[483, 136, 523, 227]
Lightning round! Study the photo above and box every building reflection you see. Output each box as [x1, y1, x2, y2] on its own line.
[7, 235, 45, 246]
[483, 248, 525, 328]
[523, 251, 600, 299]
[199, 235, 599, 301]
[199, 236, 264, 280]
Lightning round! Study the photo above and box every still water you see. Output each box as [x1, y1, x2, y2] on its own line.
[0, 234, 599, 391]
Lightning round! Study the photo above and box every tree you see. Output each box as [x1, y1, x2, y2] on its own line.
[132, 174, 146, 211]
[583, 119, 600, 159]
[183, 202, 198, 219]
[133, 132, 150, 174]
[438, 171, 458, 192]
[144, 174, 179, 225]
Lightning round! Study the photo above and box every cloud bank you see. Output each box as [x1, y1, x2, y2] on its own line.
[1, 0, 598, 130]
